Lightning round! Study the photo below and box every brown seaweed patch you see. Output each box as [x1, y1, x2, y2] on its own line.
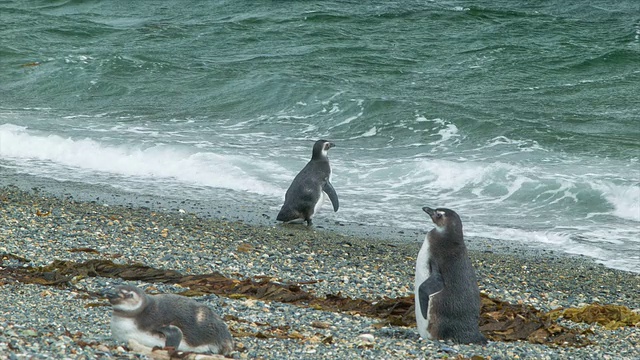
[0, 258, 597, 347]
[35, 209, 51, 216]
[177, 275, 417, 327]
[1, 259, 183, 287]
[547, 304, 640, 329]
[1, 253, 31, 264]
[479, 294, 591, 346]
[177, 274, 313, 303]
[36, 259, 184, 283]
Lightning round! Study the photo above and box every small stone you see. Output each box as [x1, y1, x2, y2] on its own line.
[311, 321, 330, 329]
[357, 334, 375, 343]
[20, 329, 38, 337]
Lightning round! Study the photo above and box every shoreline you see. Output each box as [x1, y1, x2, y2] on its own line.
[1, 184, 639, 359]
[0, 170, 617, 265]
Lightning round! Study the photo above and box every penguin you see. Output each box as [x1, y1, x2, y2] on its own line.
[414, 207, 487, 344]
[104, 285, 234, 355]
[276, 139, 339, 226]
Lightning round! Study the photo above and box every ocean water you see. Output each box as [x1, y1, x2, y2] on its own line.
[1, 1, 638, 273]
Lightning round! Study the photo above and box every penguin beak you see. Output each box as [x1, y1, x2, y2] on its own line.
[101, 287, 120, 300]
[328, 142, 335, 148]
[422, 207, 435, 219]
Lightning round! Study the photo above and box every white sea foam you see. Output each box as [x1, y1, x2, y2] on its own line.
[0, 124, 283, 197]
[409, 159, 522, 193]
[346, 126, 378, 139]
[546, 180, 579, 205]
[591, 182, 640, 222]
[344, 158, 530, 207]
[466, 226, 574, 247]
[480, 136, 547, 153]
[332, 99, 365, 127]
[423, 159, 487, 192]
[466, 224, 639, 273]
[327, 103, 341, 115]
[429, 123, 459, 145]
[0, 123, 27, 133]
[64, 54, 94, 64]
[361, 126, 377, 137]
[419, 116, 460, 147]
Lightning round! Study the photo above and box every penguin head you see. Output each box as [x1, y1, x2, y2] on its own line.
[422, 206, 463, 235]
[104, 285, 146, 313]
[312, 139, 335, 159]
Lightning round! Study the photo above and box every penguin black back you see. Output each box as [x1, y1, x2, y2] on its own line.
[106, 285, 234, 355]
[277, 140, 339, 225]
[415, 207, 486, 345]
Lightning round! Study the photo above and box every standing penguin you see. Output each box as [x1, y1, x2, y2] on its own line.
[105, 285, 234, 355]
[414, 207, 486, 344]
[276, 139, 339, 226]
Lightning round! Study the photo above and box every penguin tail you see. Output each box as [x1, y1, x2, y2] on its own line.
[220, 338, 235, 356]
[276, 206, 298, 222]
[457, 331, 487, 345]
[474, 333, 488, 345]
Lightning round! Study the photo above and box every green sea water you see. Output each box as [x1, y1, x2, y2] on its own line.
[1, 1, 639, 272]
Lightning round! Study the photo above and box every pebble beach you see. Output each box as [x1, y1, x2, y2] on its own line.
[1, 185, 639, 359]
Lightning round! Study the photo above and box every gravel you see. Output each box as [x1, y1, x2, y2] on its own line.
[1, 185, 639, 359]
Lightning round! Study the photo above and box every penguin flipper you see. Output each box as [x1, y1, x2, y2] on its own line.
[418, 269, 444, 320]
[158, 325, 183, 349]
[323, 181, 339, 212]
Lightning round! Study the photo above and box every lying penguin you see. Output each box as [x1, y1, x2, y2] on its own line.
[276, 139, 339, 226]
[105, 285, 234, 355]
[414, 207, 487, 344]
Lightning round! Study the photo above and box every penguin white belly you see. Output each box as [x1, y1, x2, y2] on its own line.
[414, 238, 432, 340]
[111, 317, 164, 348]
[181, 342, 218, 353]
[313, 169, 332, 215]
[111, 317, 214, 353]
[313, 191, 328, 215]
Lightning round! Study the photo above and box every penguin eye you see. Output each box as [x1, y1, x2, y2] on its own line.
[436, 211, 444, 219]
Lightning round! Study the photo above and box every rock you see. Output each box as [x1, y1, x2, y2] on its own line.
[357, 334, 375, 343]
